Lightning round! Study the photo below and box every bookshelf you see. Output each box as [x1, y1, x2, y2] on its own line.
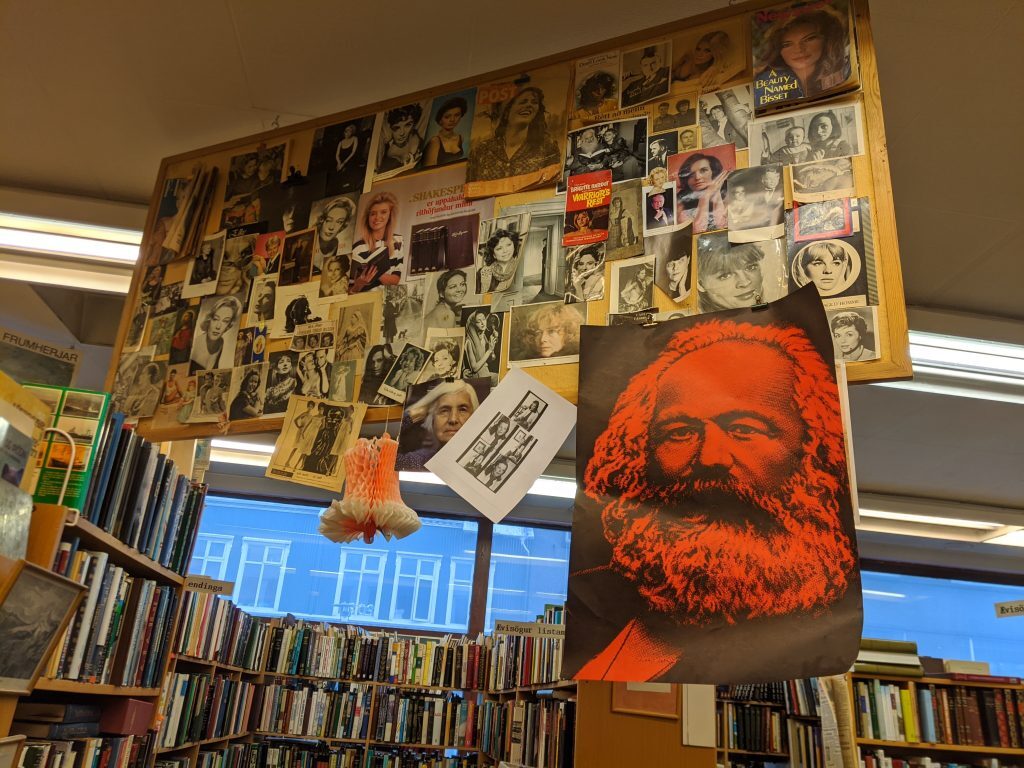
[848, 671, 1024, 767]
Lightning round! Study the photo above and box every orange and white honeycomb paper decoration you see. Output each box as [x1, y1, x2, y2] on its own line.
[319, 434, 422, 544]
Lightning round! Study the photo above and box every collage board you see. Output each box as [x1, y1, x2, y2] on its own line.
[111, 0, 881, 491]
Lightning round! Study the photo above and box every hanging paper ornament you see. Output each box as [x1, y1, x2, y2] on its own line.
[319, 434, 422, 544]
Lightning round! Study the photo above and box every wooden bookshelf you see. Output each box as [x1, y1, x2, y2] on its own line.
[65, 516, 184, 586]
[715, 681, 825, 767]
[852, 671, 1024, 690]
[857, 738, 1024, 756]
[32, 679, 162, 697]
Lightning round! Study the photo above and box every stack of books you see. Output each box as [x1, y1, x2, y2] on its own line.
[46, 549, 177, 688]
[853, 639, 924, 677]
[371, 688, 478, 749]
[176, 589, 268, 671]
[486, 604, 566, 691]
[251, 680, 373, 741]
[478, 697, 575, 768]
[158, 673, 257, 749]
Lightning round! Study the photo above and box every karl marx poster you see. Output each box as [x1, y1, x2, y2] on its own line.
[563, 284, 862, 684]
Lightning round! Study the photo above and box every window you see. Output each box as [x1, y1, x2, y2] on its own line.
[862, 570, 1024, 678]
[485, 523, 570, 632]
[195, 495, 478, 631]
[335, 550, 388, 621]
[235, 537, 291, 613]
[188, 533, 233, 580]
[391, 553, 442, 624]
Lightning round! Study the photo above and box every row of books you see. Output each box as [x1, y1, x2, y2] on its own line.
[788, 719, 825, 768]
[159, 673, 257, 749]
[478, 697, 575, 768]
[264, 622, 488, 690]
[158, 741, 364, 768]
[194, 744, 249, 768]
[15, 735, 149, 768]
[371, 689, 478, 749]
[487, 604, 566, 691]
[917, 684, 1024, 748]
[858, 749, 1010, 768]
[47, 548, 177, 688]
[176, 590, 269, 671]
[721, 702, 786, 754]
[251, 681, 373, 742]
[364, 749, 477, 768]
[78, 413, 207, 576]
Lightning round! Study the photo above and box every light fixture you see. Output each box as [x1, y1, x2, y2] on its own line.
[984, 528, 1024, 547]
[874, 331, 1024, 405]
[858, 508, 1003, 531]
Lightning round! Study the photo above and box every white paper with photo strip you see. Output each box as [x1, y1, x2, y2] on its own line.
[426, 368, 575, 523]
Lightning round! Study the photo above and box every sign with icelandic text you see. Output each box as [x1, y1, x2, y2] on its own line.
[184, 575, 235, 595]
[493, 620, 566, 639]
[994, 599, 1024, 618]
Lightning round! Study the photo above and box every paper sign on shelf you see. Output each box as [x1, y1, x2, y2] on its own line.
[493, 620, 566, 639]
[184, 576, 235, 595]
[994, 599, 1024, 618]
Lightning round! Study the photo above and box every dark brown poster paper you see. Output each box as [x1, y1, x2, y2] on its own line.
[562, 285, 862, 684]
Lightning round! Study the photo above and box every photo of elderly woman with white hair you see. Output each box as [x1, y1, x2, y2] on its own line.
[396, 379, 489, 471]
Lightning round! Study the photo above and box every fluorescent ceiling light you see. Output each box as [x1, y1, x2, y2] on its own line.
[0, 222, 140, 263]
[984, 529, 1024, 547]
[858, 508, 1003, 531]
[211, 438, 274, 454]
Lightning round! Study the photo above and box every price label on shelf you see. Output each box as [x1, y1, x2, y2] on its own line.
[994, 599, 1024, 618]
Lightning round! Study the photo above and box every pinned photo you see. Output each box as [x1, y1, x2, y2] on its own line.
[726, 164, 785, 243]
[279, 228, 316, 287]
[248, 275, 278, 325]
[263, 350, 300, 417]
[332, 291, 382, 372]
[358, 344, 399, 407]
[253, 231, 285, 275]
[168, 306, 197, 366]
[604, 181, 643, 261]
[699, 84, 754, 149]
[422, 268, 478, 330]
[147, 313, 177, 358]
[460, 306, 502, 383]
[190, 294, 243, 372]
[750, 103, 864, 166]
[372, 100, 431, 182]
[477, 213, 531, 297]
[562, 119, 647, 188]
[828, 307, 880, 363]
[494, 195, 568, 306]
[270, 282, 328, 339]
[564, 243, 606, 304]
[793, 198, 854, 241]
[651, 97, 696, 132]
[572, 52, 620, 125]
[328, 359, 357, 402]
[646, 132, 677, 175]
[382, 282, 425, 349]
[181, 231, 225, 299]
[152, 281, 182, 317]
[610, 255, 656, 314]
[791, 157, 855, 203]
[507, 301, 587, 368]
[620, 42, 672, 108]
[378, 344, 431, 404]
[223, 143, 287, 202]
[667, 144, 737, 233]
[419, 328, 465, 383]
[396, 378, 490, 472]
[266, 397, 366, 491]
[189, 367, 233, 423]
[217, 228, 258, 301]
[696, 233, 788, 314]
[647, 225, 693, 303]
[350, 191, 405, 292]
[563, 171, 611, 247]
[227, 363, 268, 420]
[420, 88, 476, 169]
[643, 186, 676, 234]
[308, 116, 375, 195]
[671, 20, 746, 91]
[308, 195, 358, 272]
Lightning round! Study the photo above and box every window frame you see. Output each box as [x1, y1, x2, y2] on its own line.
[335, 548, 390, 622]
[189, 532, 234, 580]
[234, 536, 292, 613]
[389, 551, 443, 625]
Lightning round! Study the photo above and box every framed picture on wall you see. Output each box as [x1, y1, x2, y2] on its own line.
[0, 560, 85, 694]
[611, 681, 681, 719]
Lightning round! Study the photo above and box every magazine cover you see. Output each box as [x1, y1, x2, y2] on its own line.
[562, 285, 862, 683]
[266, 397, 366, 492]
[563, 172, 611, 247]
[465, 64, 572, 199]
[752, 0, 859, 114]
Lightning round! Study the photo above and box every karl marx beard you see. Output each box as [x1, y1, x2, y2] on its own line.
[586, 320, 856, 628]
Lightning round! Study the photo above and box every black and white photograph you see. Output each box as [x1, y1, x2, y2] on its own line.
[564, 243, 606, 304]
[182, 231, 225, 299]
[382, 282, 425, 348]
[122, 358, 167, 420]
[396, 378, 490, 472]
[257, 171, 328, 234]
[671, 19, 746, 91]
[372, 100, 431, 183]
[699, 83, 753, 149]
[290, 320, 336, 352]
[726, 164, 785, 243]
[456, 412, 514, 473]
[792, 158, 855, 203]
[60, 390, 105, 419]
[650, 97, 697, 132]
[0, 561, 84, 693]
[646, 132, 677, 174]
[263, 350, 300, 417]
[647, 225, 693, 303]
[147, 312, 177, 357]
[562, 118, 647, 188]
[420, 329, 465, 383]
[122, 303, 148, 353]
[696, 232, 789, 314]
[460, 306, 502, 383]
[234, 326, 255, 366]
[279, 228, 316, 288]
[270, 282, 328, 339]
[295, 348, 333, 399]
[138, 264, 164, 307]
[572, 51, 619, 126]
[477, 212, 531, 308]
[643, 187, 676, 234]
[750, 103, 864, 167]
[422, 267, 479, 329]
[605, 181, 643, 260]
[223, 143, 287, 202]
[227, 363, 268, 421]
[620, 42, 672, 108]
[609, 254, 656, 314]
[190, 294, 243, 371]
[828, 307, 880, 363]
[152, 281, 182, 317]
[308, 194, 358, 274]
[507, 301, 587, 367]
[420, 88, 476, 169]
[319, 257, 348, 302]
[266, 396, 367, 491]
[333, 291, 382, 370]
[378, 344, 431, 403]
[248, 274, 277, 325]
[509, 392, 548, 430]
[111, 346, 154, 415]
[793, 198, 854, 242]
[358, 344, 398, 407]
[328, 359, 357, 402]
[607, 308, 658, 326]
[496, 197, 567, 306]
[678, 126, 698, 151]
[216, 229, 257, 301]
[189, 367, 233, 423]
[54, 416, 98, 446]
[308, 116, 376, 195]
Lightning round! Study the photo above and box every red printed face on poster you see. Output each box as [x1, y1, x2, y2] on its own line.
[563, 286, 861, 684]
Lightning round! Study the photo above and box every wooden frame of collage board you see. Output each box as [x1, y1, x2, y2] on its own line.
[105, 0, 911, 443]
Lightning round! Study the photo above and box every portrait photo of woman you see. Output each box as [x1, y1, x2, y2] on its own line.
[791, 239, 861, 298]
[309, 196, 356, 273]
[229, 364, 265, 420]
[807, 110, 854, 159]
[169, 308, 196, 365]
[696, 240, 766, 314]
[264, 351, 299, 416]
[572, 69, 617, 123]
[350, 191, 404, 292]
[421, 338, 462, 383]
[422, 94, 472, 168]
[477, 228, 523, 295]
[606, 192, 639, 254]
[319, 256, 349, 299]
[755, 5, 852, 102]
[424, 269, 471, 329]
[564, 244, 606, 304]
[829, 309, 878, 362]
[461, 307, 500, 381]
[337, 308, 370, 363]
[673, 150, 731, 233]
[379, 345, 430, 403]
[508, 301, 586, 365]
[375, 103, 427, 179]
[672, 26, 741, 91]
[649, 227, 693, 303]
[358, 344, 397, 406]
[190, 295, 242, 371]
[396, 379, 484, 471]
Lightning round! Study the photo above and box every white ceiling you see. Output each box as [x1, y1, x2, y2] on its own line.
[1, 1, 1023, 525]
